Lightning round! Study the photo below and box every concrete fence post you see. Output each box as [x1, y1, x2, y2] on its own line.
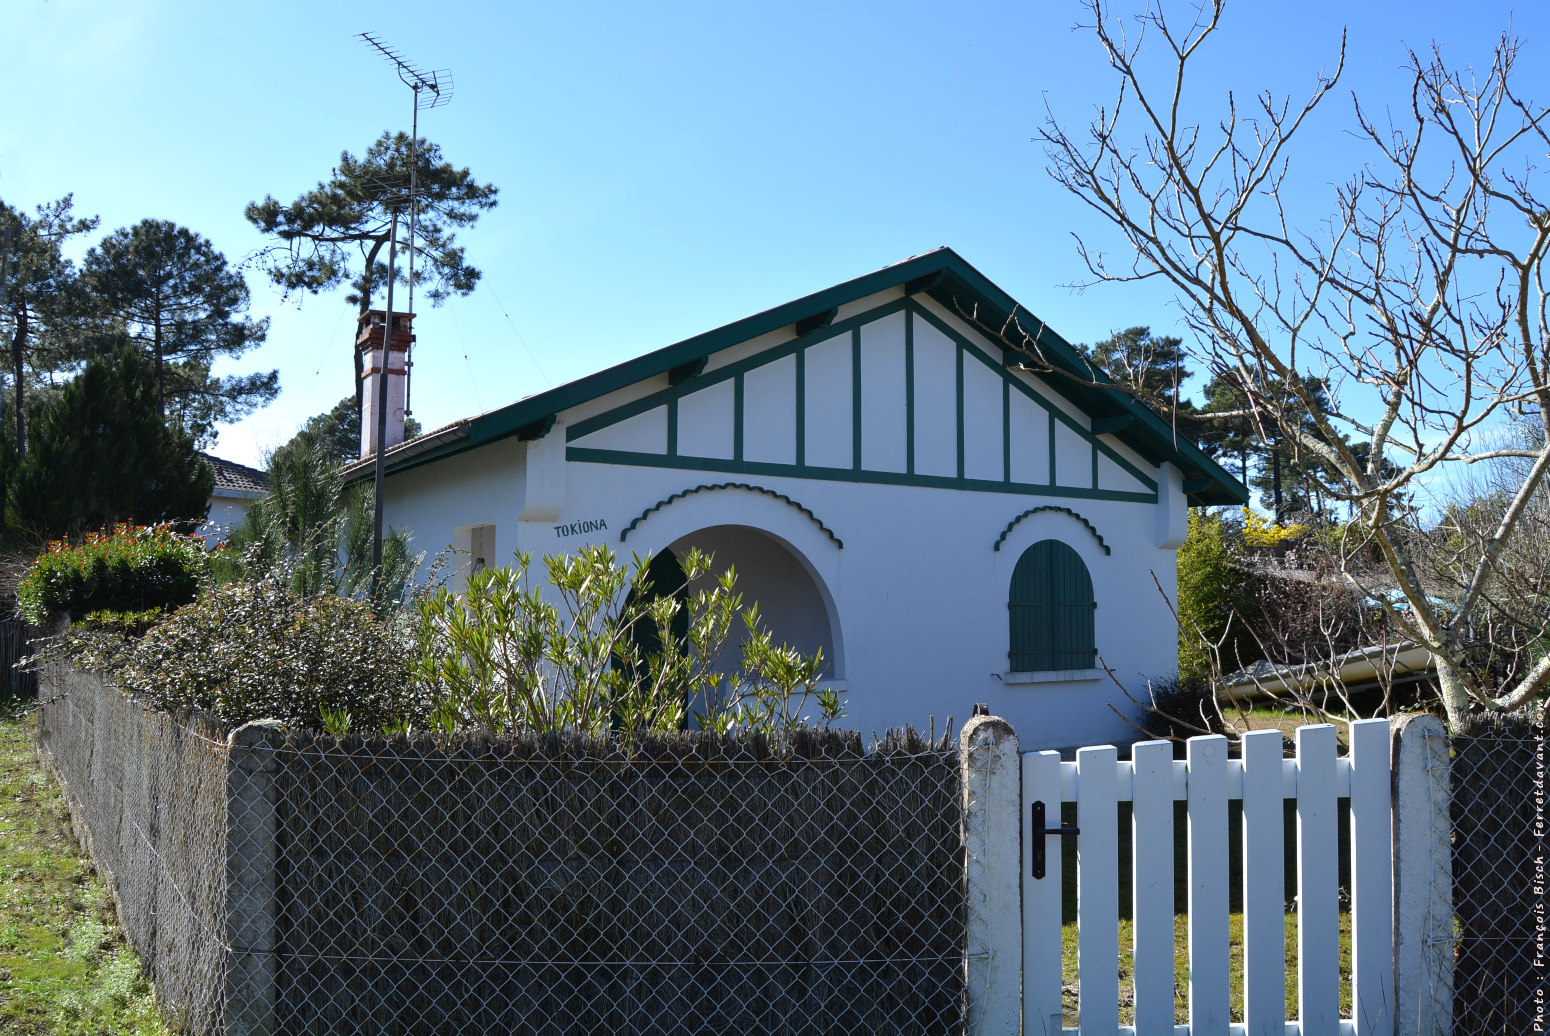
[1391, 713, 1453, 1036]
[960, 714, 1021, 1036]
[225, 719, 284, 1036]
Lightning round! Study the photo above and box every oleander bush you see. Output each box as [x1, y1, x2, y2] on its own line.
[414, 544, 842, 737]
[52, 540, 841, 739]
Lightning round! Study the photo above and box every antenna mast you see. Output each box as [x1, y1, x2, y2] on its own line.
[357, 31, 453, 598]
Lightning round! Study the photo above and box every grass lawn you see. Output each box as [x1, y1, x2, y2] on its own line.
[0, 709, 174, 1036]
[1059, 910, 1352, 1026]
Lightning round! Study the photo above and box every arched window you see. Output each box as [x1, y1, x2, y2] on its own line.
[1008, 539, 1096, 672]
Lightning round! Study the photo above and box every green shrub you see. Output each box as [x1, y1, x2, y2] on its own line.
[1176, 509, 1257, 682]
[77, 608, 168, 638]
[414, 545, 843, 736]
[55, 544, 839, 739]
[109, 577, 427, 730]
[1139, 673, 1229, 744]
[17, 524, 207, 628]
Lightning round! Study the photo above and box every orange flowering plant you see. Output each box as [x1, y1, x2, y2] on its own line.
[17, 523, 207, 629]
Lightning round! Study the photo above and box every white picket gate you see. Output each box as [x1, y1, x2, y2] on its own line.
[1020, 720, 1394, 1036]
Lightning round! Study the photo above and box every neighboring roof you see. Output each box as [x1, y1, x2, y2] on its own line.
[343, 248, 1249, 505]
[200, 452, 269, 498]
[1220, 643, 1435, 702]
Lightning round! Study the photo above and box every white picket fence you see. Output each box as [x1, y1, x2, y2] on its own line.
[1020, 720, 1393, 1036]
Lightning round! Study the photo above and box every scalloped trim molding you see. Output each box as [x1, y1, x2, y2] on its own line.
[620, 482, 844, 549]
[993, 505, 1111, 555]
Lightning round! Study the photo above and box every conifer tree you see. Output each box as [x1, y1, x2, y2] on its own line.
[245, 132, 498, 422]
[82, 219, 274, 443]
[1080, 326, 1194, 409]
[0, 195, 99, 455]
[11, 346, 212, 540]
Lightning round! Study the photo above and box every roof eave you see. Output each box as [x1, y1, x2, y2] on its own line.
[364, 247, 1250, 505]
[341, 422, 474, 485]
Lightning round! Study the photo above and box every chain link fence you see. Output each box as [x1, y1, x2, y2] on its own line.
[35, 667, 230, 1034]
[1449, 709, 1550, 1036]
[38, 669, 970, 1035]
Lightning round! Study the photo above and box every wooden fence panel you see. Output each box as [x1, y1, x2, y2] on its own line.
[1075, 745, 1118, 1035]
[1023, 722, 1394, 1036]
[1241, 729, 1287, 1036]
[1297, 724, 1341, 1036]
[1349, 717, 1394, 1036]
[1129, 739, 1175, 1036]
[1187, 734, 1230, 1036]
[1021, 750, 1065, 1036]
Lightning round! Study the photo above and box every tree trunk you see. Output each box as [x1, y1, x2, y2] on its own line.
[1436, 656, 1472, 731]
[153, 309, 164, 419]
[11, 302, 26, 457]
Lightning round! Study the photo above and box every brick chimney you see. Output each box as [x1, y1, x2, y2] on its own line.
[358, 310, 414, 460]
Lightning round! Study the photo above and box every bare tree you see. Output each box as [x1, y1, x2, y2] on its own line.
[1030, 0, 1550, 727]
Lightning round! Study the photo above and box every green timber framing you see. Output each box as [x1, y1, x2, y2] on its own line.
[343, 247, 1248, 507]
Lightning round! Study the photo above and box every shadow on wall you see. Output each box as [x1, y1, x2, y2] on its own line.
[667, 524, 838, 680]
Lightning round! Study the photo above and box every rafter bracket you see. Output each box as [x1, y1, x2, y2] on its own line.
[794, 307, 838, 337]
[668, 357, 708, 386]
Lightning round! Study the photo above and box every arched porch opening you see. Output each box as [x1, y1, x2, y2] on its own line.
[665, 524, 840, 681]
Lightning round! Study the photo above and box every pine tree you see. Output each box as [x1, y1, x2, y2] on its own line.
[1196, 375, 1257, 482]
[0, 195, 99, 455]
[11, 346, 213, 541]
[1244, 373, 1336, 522]
[245, 132, 498, 423]
[1080, 326, 1194, 409]
[274, 395, 422, 468]
[82, 219, 274, 443]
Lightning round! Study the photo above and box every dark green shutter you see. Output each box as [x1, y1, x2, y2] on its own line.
[1008, 539, 1096, 671]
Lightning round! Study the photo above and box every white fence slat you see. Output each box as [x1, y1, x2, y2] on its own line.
[1187, 734, 1231, 1036]
[1023, 750, 1065, 1036]
[1130, 740, 1176, 1036]
[1296, 724, 1340, 1036]
[1077, 745, 1120, 1035]
[1348, 718, 1393, 1036]
[1241, 729, 1287, 1036]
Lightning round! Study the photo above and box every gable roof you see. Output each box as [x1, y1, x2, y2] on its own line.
[201, 452, 269, 498]
[344, 248, 1247, 506]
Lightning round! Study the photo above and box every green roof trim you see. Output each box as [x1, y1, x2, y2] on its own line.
[371, 248, 1247, 506]
[620, 482, 843, 549]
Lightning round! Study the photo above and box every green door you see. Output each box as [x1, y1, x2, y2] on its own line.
[1009, 539, 1096, 671]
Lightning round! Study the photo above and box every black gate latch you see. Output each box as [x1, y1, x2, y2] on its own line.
[1029, 799, 1080, 879]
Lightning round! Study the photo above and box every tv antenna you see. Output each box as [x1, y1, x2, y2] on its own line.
[357, 31, 454, 596]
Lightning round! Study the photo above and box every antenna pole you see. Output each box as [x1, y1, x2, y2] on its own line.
[372, 208, 399, 599]
[406, 88, 418, 419]
[356, 30, 452, 599]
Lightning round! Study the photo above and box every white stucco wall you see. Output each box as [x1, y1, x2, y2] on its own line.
[200, 494, 256, 547]
[382, 449, 1182, 750]
[376, 290, 1191, 750]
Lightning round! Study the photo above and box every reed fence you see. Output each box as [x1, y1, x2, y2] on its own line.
[36, 668, 971, 1036]
[1449, 708, 1550, 1036]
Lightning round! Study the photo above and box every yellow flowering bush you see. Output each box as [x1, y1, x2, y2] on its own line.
[1241, 507, 1308, 548]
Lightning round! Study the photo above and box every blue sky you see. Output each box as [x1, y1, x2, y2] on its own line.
[5, 0, 1547, 468]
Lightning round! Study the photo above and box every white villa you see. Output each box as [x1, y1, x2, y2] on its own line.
[341, 248, 1246, 748]
[197, 452, 268, 547]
